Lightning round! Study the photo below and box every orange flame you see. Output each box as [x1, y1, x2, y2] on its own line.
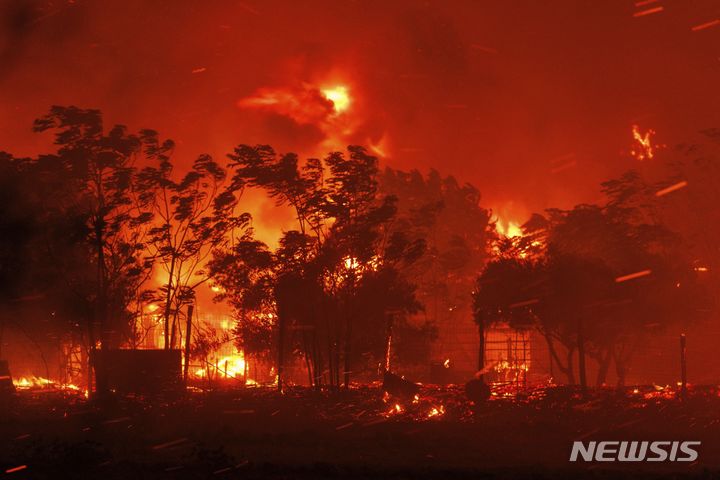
[630, 124, 656, 160]
[427, 405, 445, 418]
[495, 219, 523, 238]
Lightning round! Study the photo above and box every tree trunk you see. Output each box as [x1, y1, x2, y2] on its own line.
[93, 217, 110, 399]
[385, 312, 394, 372]
[543, 332, 575, 384]
[565, 349, 576, 384]
[183, 304, 193, 385]
[595, 347, 612, 386]
[680, 334, 687, 398]
[477, 319, 485, 381]
[302, 329, 313, 387]
[612, 348, 627, 387]
[311, 331, 322, 390]
[325, 311, 335, 388]
[577, 318, 587, 391]
[343, 313, 352, 389]
[162, 256, 176, 350]
[277, 311, 285, 392]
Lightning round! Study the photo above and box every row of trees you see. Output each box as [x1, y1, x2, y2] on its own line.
[1, 106, 495, 390]
[3, 105, 718, 391]
[0, 107, 250, 392]
[207, 148, 496, 388]
[209, 145, 428, 388]
[474, 135, 720, 387]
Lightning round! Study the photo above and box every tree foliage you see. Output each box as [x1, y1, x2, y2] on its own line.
[210, 145, 425, 388]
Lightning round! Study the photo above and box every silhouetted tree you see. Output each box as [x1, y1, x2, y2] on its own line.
[380, 168, 493, 368]
[138, 135, 250, 349]
[475, 195, 711, 387]
[32, 107, 157, 356]
[213, 145, 424, 389]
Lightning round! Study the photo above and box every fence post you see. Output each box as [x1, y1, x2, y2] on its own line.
[577, 318, 587, 392]
[183, 304, 193, 386]
[384, 311, 394, 372]
[680, 333, 687, 399]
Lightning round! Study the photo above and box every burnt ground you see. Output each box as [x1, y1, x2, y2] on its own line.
[1, 384, 719, 479]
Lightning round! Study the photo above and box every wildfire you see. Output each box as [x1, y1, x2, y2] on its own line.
[216, 354, 246, 378]
[427, 405, 445, 418]
[492, 215, 547, 260]
[238, 85, 336, 125]
[630, 124, 658, 160]
[13, 376, 84, 393]
[495, 219, 523, 238]
[493, 360, 530, 373]
[335, 255, 380, 285]
[13, 376, 51, 388]
[344, 256, 361, 270]
[238, 80, 390, 159]
[321, 86, 350, 114]
[193, 352, 247, 381]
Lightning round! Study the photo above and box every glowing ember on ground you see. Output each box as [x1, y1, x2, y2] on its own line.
[427, 405, 445, 418]
[13, 376, 84, 393]
[494, 360, 530, 374]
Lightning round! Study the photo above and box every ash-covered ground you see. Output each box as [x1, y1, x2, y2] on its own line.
[1, 383, 719, 479]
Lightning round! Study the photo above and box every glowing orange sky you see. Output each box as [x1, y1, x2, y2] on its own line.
[2, 0, 720, 235]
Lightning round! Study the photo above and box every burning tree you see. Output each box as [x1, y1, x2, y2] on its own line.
[25, 107, 174, 395]
[474, 190, 711, 388]
[137, 134, 250, 350]
[379, 168, 494, 371]
[0, 152, 93, 368]
[210, 145, 425, 389]
[207, 239, 276, 369]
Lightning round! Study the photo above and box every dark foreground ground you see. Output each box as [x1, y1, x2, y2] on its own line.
[1, 383, 719, 479]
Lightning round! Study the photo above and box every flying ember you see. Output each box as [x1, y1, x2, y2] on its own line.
[630, 124, 657, 160]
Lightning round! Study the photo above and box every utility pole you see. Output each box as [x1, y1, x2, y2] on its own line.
[680, 333, 687, 399]
[577, 318, 587, 392]
[183, 304, 194, 385]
